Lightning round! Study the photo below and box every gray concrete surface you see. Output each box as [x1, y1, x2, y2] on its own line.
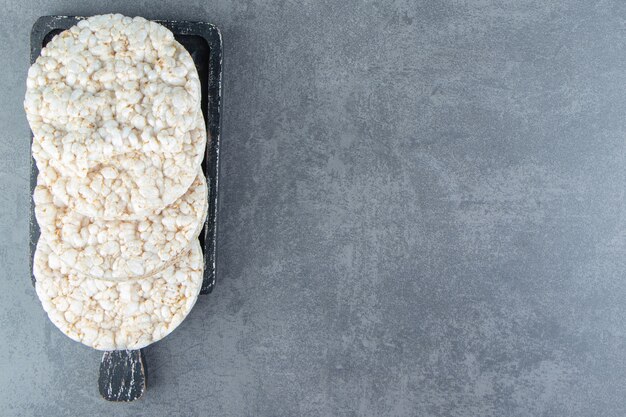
[1, 1, 626, 416]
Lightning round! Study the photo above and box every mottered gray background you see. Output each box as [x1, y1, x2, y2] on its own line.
[1, 1, 626, 416]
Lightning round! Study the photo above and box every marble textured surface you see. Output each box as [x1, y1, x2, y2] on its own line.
[2, 1, 626, 416]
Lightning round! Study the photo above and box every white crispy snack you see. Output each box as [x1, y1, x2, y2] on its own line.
[33, 114, 206, 220]
[34, 239, 204, 350]
[35, 170, 207, 281]
[25, 13, 201, 178]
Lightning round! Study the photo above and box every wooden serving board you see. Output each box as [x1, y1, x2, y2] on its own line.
[28, 16, 223, 402]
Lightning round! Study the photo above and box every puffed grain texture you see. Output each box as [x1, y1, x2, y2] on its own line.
[35, 170, 208, 281]
[25, 14, 201, 178]
[34, 114, 207, 220]
[34, 239, 204, 350]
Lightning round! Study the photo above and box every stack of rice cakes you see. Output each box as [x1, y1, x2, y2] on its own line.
[25, 14, 207, 351]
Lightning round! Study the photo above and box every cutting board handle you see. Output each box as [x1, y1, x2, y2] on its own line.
[98, 350, 147, 401]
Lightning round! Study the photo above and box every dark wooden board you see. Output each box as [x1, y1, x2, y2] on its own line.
[28, 15, 223, 402]
[99, 350, 147, 402]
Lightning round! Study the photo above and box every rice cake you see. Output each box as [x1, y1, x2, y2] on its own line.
[33, 114, 206, 220]
[25, 14, 201, 178]
[35, 170, 207, 281]
[34, 239, 203, 351]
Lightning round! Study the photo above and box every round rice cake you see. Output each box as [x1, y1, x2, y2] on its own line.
[34, 114, 206, 220]
[34, 170, 208, 281]
[34, 239, 204, 351]
[24, 13, 201, 177]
